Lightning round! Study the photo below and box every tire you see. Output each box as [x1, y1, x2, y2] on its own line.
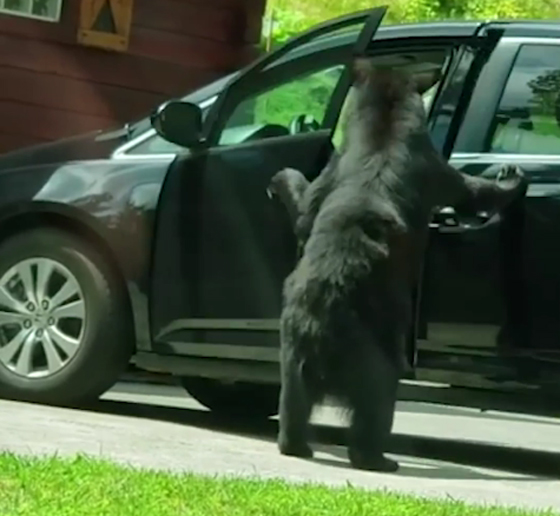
[0, 227, 133, 405]
[181, 377, 279, 419]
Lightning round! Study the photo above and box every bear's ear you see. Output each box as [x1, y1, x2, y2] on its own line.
[352, 57, 373, 85]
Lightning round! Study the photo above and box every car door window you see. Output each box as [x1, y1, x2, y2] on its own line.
[487, 44, 560, 155]
[219, 64, 344, 145]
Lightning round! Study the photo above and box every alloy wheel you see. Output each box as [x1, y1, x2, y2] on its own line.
[0, 257, 86, 378]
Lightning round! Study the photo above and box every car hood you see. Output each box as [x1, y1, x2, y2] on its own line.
[0, 126, 130, 172]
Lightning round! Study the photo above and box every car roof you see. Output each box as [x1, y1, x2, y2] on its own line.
[268, 21, 483, 70]
[272, 17, 560, 71]
[310, 18, 560, 51]
[181, 18, 560, 105]
[377, 20, 483, 39]
[295, 20, 484, 56]
[486, 19, 560, 38]
[378, 19, 560, 39]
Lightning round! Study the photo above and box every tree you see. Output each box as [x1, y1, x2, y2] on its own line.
[262, 0, 560, 49]
[528, 70, 560, 116]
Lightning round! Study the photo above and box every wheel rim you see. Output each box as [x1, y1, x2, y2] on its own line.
[0, 257, 86, 379]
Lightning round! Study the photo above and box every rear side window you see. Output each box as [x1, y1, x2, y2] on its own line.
[487, 44, 560, 155]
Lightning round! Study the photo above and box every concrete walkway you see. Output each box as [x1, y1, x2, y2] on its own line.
[0, 383, 558, 512]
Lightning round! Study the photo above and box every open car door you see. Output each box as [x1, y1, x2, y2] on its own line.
[150, 7, 388, 357]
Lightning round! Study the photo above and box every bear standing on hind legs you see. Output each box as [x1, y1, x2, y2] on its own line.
[268, 59, 528, 473]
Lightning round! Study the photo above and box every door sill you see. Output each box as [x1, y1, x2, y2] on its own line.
[135, 352, 280, 384]
[153, 342, 279, 362]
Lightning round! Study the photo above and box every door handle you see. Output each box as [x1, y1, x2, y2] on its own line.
[430, 207, 496, 234]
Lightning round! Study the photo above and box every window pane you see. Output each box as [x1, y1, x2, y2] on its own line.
[1, 0, 61, 19]
[3, 0, 31, 14]
[271, 21, 363, 68]
[220, 65, 343, 145]
[488, 44, 560, 155]
[32, 0, 58, 18]
[256, 66, 342, 127]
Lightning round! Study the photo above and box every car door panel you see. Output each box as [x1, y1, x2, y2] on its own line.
[150, 7, 389, 354]
[421, 163, 520, 355]
[417, 36, 560, 392]
[406, 29, 504, 366]
[151, 132, 332, 346]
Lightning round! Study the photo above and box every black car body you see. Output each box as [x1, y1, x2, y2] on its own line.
[0, 6, 559, 417]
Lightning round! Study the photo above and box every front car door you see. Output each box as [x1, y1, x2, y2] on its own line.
[149, 8, 388, 360]
[418, 28, 560, 397]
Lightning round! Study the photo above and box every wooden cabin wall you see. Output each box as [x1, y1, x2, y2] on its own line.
[0, 0, 266, 153]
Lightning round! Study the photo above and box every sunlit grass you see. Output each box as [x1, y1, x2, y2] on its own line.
[0, 452, 556, 516]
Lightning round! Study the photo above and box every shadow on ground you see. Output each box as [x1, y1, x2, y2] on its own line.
[395, 403, 560, 426]
[79, 396, 560, 480]
[310, 445, 527, 480]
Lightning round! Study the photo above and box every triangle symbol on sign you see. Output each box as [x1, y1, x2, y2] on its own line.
[92, 0, 117, 34]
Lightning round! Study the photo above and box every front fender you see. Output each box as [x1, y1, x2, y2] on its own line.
[0, 159, 169, 283]
[0, 158, 171, 352]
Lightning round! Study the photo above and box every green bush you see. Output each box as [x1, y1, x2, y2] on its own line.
[254, 67, 342, 127]
[262, 0, 560, 49]
[254, 0, 560, 141]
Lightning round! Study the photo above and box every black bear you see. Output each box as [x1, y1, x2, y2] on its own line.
[268, 60, 528, 473]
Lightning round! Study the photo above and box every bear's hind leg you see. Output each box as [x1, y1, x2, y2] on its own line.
[278, 343, 316, 459]
[346, 339, 400, 473]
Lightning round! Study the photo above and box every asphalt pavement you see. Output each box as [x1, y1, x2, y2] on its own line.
[1, 382, 559, 512]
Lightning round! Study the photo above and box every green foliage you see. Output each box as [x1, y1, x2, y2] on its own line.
[262, 0, 560, 49]
[253, 66, 342, 127]
[4, 0, 23, 9]
[254, 0, 560, 149]
[528, 70, 560, 116]
[460, 0, 559, 19]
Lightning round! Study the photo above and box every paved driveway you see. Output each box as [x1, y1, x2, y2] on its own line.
[1, 382, 559, 512]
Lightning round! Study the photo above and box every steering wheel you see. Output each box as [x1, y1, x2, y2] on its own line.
[289, 114, 321, 134]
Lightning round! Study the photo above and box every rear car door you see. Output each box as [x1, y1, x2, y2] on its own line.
[149, 8, 388, 358]
[418, 31, 560, 396]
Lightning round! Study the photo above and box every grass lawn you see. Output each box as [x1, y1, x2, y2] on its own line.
[0, 452, 556, 516]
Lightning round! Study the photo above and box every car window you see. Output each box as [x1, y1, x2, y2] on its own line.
[220, 64, 344, 142]
[487, 44, 560, 155]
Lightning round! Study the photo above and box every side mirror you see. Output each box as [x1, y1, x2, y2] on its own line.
[150, 100, 203, 148]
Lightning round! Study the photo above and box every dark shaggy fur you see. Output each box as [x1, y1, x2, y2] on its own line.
[268, 60, 528, 473]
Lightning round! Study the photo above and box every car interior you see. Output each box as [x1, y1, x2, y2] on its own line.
[219, 49, 450, 148]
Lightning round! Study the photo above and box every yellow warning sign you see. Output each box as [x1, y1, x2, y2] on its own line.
[77, 0, 134, 52]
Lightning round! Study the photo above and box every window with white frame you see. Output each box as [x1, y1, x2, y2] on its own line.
[0, 0, 62, 22]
